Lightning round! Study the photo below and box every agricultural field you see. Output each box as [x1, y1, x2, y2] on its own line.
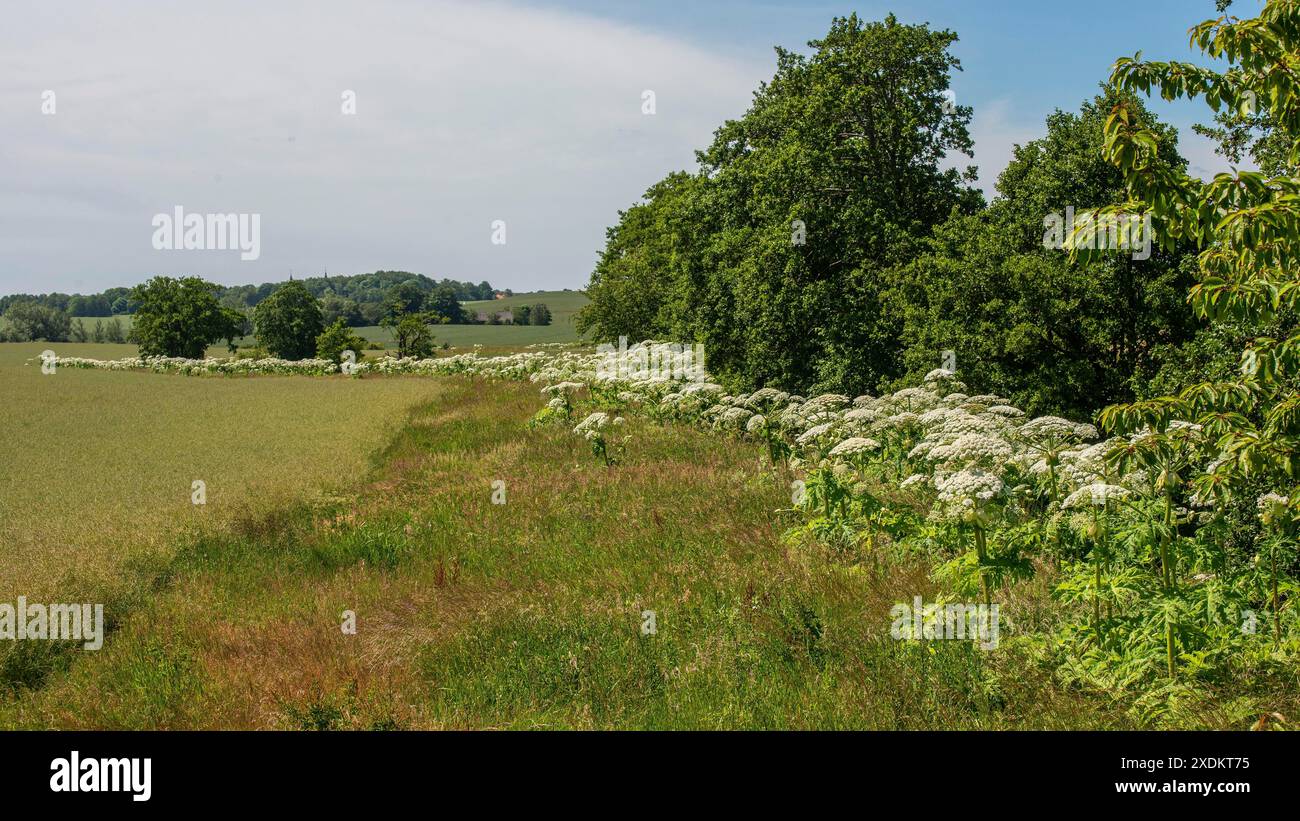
[462, 289, 588, 326]
[15, 290, 590, 350]
[355, 290, 589, 347]
[0, 343, 443, 608]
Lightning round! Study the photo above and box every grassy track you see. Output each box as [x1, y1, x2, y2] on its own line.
[1, 371, 1155, 729]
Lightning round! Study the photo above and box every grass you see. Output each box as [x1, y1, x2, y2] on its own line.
[462, 289, 588, 325]
[351, 321, 580, 348]
[4, 347, 1287, 728]
[1, 367, 1159, 729]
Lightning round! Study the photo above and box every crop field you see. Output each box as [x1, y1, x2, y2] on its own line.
[351, 320, 579, 348]
[462, 289, 588, 324]
[0, 343, 443, 607]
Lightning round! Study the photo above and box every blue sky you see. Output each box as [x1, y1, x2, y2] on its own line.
[531, 0, 1248, 176]
[0, 0, 1252, 296]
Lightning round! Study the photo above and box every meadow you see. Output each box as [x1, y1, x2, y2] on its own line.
[0, 366, 1123, 729]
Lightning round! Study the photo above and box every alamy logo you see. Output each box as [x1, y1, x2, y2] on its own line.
[890, 596, 1000, 650]
[0, 597, 104, 650]
[1043, 206, 1152, 261]
[50, 751, 151, 802]
[596, 336, 706, 382]
[151, 206, 261, 260]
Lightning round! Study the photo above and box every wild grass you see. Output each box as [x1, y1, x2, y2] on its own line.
[0, 371, 1167, 729]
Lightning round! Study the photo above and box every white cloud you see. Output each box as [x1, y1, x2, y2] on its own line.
[964, 97, 1042, 200]
[0, 0, 766, 294]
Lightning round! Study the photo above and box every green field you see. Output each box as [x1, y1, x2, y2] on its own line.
[2, 342, 1294, 729]
[0, 343, 442, 602]
[462, 289, 588, 324]
[343, 289, 590, 348]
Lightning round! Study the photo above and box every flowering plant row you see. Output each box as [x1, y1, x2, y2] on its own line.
[527, 343, 1298, 718]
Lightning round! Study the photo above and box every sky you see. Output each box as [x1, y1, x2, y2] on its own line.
[0, 0, 1256, 297]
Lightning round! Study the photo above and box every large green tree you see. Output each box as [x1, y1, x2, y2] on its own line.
[131, 276, 243, 358]
[381, 311, 439, 359]
[425, 284, 464, 324]
[2, 301, 72, 342]
[254, 281, 325, 360]
[578, 14, 980, 394]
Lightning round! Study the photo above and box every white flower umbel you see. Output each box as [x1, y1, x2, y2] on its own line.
[827, 436, 881, 458]
[1061, 482, 1131, 509]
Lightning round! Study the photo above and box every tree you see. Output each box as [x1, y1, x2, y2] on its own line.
[1080, 0, 1300, 673]
[381, 312, 438, 359]
[103, 317, 126, 344]
[2, 301, 72, 342]
[131, 276, 243, 358]
[425, 284, 465, 324]
[315, 319, 368, 364]
[576, 14, 980, 394]
[530, 303, 552, 326]
[384, 280, 425, 319]
[68, 294, 112, 316]
[576, 172, 698, 342]
[515, 305, 532, 325]
[254, 281, 325, 360]
[889, 91, 1198, 417]
[320, 294, 364, 327]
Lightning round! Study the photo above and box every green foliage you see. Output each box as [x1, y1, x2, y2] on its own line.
[314, 318, 368, 365]
[88, 317, 127, 344]
[2, 301, 72, 342]
[1067, 0, 1300, 680]
[0, 271, 496, 327]
[381, 311, 439, 359]
[254, 281, 324, 360]
[384, 280, 426, 319]
[891, 91, 1199, 417]
[130, 276, 243, 358]
[424, 285, 464, 325]
[578, 14, 980, 394]
[319, 293, 364, 327]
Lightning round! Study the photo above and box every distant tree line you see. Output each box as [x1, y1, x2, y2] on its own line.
[482, 303, 552, 326]
[0, 271, 503, 329]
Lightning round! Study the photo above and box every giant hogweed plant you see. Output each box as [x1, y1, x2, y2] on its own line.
[1068, 0, 1300, 678]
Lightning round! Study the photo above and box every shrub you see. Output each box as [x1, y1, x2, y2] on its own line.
[315, 318, 368, 365]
